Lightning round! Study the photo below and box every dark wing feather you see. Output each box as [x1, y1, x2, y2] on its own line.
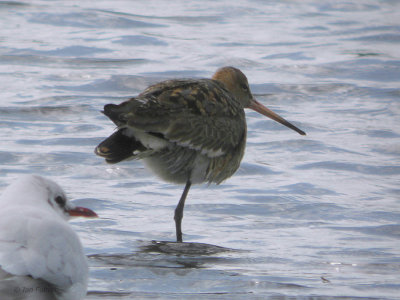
[104, 79, 246, 158]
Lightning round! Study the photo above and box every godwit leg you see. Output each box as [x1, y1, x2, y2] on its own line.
[174, 180, 192, 242]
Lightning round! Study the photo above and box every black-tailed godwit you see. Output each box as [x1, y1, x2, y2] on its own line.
[95, 66, 305, 242]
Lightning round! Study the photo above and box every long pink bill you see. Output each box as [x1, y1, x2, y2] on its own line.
[249, 99, 306, 136]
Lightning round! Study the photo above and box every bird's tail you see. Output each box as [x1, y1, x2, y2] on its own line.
[95, 129, 145, 164]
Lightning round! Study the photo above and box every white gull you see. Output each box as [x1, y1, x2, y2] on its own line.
[0, 174, 97, 300]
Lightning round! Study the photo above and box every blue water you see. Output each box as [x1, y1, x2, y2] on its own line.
[1, 0, 399, 299]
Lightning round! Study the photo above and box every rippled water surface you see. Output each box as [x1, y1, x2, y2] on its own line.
[1, 0, 400, 299]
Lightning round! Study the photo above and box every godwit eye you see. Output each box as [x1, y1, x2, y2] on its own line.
[55, 195, 66, 207]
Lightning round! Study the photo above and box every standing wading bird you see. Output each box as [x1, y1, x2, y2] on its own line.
[95, 66, 305, 243]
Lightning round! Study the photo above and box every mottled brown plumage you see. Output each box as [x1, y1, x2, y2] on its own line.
[95, 66, 305, 242]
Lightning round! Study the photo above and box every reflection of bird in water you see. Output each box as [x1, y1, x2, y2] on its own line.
[0, 174, 97, 300]
[95, 66, 306, 242]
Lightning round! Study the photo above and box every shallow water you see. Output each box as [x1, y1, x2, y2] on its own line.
[1, 0, 400, 299]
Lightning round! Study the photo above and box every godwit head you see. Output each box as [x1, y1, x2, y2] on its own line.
[212, 66, 306, 136]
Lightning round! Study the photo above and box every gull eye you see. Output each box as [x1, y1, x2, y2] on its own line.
[55, 195, 66, 207]
[241, 84, 249, 92]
